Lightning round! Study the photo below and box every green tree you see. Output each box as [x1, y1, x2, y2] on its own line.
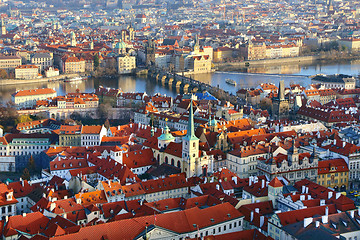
[17, 115, 32, 124]
[21, 168, 30, 181]
[97, 103, 112, 120]
[94, 54, 100, 69]
[70, 112, 82, 122]
[28, 156, 36, 174]
[0, 102, 19, 132]
[0, 69, 8, 79]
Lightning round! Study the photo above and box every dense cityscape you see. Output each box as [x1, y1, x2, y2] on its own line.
[0, 0, 360, 239]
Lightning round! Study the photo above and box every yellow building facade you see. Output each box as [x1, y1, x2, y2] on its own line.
[318, 158, 349, 192]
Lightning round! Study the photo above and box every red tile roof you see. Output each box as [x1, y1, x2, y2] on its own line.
[318, 158, 349, 174]
[268, 177, 283, 188]
[12, 88, 56, 97]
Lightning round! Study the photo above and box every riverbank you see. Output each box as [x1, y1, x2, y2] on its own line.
[215, 54, 360, 72]
[0, 73, 80, 86]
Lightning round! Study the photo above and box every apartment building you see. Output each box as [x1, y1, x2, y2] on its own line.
[11, 88, 57, 109]
[117, 55, 136, 74]
[61, 56, 85, 73]
[15, 65, 39, 79]
[0, 55, 22, 73]
[30, 52, 53, 72]
[318, 158, 349, 192]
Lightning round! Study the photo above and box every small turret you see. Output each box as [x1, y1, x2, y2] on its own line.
[0, 18, 6, 36]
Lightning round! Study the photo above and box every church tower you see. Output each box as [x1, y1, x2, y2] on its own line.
[128, 23, 134, 41]
[193, 35, 200, 54]
[0, 18, 6, 36]
[70, 32, 77, 47]
[208, 116, 218, 132]
[182, 100, 199, 177]
[146, 38, 155, 66]
[272, 80, 290, 120]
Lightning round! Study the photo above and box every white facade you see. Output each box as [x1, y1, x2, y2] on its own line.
[0, 156, 15, 172]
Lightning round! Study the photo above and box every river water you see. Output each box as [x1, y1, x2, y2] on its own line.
[1, 60, 360, 103]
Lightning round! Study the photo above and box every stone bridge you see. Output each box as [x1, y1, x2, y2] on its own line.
[149, 69, 212, 93]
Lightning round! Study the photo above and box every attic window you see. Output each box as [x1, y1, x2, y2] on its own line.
[331, 222, 337, 229]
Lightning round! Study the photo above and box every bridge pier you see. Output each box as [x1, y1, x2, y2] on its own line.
[167, 77, 174, 87]
[161, 75, 167, 85]
[191, 86, 199, 93]
[175, 81, 182, 90]
[183, 83, 190, 93]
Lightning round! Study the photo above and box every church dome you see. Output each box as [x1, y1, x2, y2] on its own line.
[158, 125, 175, 141]
[115, 40, 126, 49]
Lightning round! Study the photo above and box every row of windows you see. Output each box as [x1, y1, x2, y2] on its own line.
[178, 220, 242, 240]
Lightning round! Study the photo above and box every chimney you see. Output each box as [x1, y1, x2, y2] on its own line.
[315, 221, 320, 228]
[322, 215, 328, 224]
[320, 199, 325, 206]
[333, 139, 336, 145]
[64, 196, 68, 199]
[343, 142, 346, 148]
[22, 212, 27, 217]
[328, 191, 333, 199]
[305, 187, 309, 194]
[260, 216, 265, 227]
[302, 186, 305, 193]
[350, 210, 355, 218]
[232, 176, 237, 185]
[304, 217, 313, 228]
[249, 177, 252, 186]
[216, 184, 220, 191]
[5, 216, 8, 222]
[251, 196, 255, 203]
[325, 206, 329, 216]
[255, 208, 260, 213]
[250, 211, 254, 222]
[261, 179, 265, 189]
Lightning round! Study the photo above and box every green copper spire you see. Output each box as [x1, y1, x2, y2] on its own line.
[184, 100, 198, 141]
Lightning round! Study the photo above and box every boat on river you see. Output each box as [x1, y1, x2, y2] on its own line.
[64, 76, 84, 83]
[225, 78, 237, 86]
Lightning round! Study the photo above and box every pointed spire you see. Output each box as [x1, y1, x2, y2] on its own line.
[151, 126, 155, 137]
[278, 80, 285, 101]
[195, 35, 199, 47]
[184, 100, 198, 141]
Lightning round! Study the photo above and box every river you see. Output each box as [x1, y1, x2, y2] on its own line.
[1, 60, 360, 103]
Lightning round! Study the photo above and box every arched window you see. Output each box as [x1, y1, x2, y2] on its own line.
[171, 159, 174, 166]
[177, 161, 181, 168]
[165, 156, 168, 164]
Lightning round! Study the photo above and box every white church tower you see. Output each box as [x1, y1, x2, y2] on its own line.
[182, 100, 199, 177]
